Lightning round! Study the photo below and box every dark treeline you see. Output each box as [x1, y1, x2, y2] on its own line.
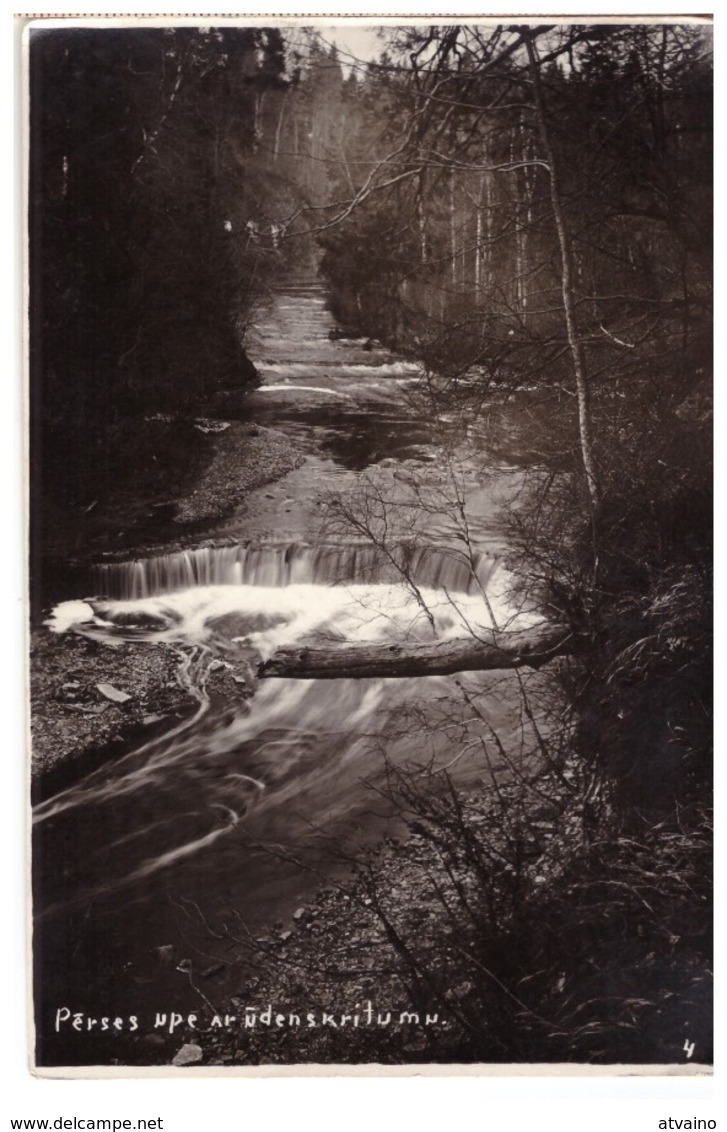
[28, 27, 342, 578]
[31, 29, 275, 494]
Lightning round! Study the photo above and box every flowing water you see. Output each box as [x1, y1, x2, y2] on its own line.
[33, 285, 539, 1065]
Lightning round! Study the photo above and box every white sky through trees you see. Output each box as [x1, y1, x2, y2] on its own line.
[322, 25, 385, 71]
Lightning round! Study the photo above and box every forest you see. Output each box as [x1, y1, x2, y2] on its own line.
[29, 22, 712, 1068]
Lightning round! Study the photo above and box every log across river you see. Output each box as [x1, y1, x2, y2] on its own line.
[34, 285, 554, 1065]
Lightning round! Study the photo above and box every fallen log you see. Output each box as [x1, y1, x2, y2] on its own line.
[258, 623, 574, 680]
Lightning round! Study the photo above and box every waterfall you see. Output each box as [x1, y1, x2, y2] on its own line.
[91, 542, 503, 601]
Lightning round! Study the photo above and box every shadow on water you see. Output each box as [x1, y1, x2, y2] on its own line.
[244, 402, 435, 471]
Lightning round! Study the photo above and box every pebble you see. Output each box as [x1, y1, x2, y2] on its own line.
[97, 682, 132, 704]
[171, 1043, 203, 1067]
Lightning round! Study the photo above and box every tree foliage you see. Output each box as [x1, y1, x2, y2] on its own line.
[29, 26, 291, 510]
[309, 23, 712, 803]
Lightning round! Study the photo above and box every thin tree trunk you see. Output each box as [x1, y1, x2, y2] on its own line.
[273, 93, 286, 160]
[519, 108, 535, 318]
[485, 163, 494, 290]
[450, 173, 457, 286]
[475, 200, 482, 291]
[418, 197, 428, 263]
[524, 32, 602, 544]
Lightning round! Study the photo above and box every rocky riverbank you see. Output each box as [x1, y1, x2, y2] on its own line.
[125, 757, 710, 1071]
[173, 422, 305, 526]
[141, 770, 588, 1068]
[30, 630, 191, 792]
[30, 421, 304, 794]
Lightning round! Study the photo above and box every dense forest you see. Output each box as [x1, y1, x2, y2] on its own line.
[30, 23, 712, 1066]
[312, 24, 713, 799]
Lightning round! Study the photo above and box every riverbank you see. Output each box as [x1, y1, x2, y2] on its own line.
[31, 421, 305, 794]
[33, 421, 306, 605]
[30, 626, 258, 801]
[30, 629, 192, 794]
[155, 764, 711, 1069]
[182, 776, 568, 1067]
[173, 422, 305, 526]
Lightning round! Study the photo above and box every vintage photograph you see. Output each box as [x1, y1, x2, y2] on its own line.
[27, 17, 713, 1072]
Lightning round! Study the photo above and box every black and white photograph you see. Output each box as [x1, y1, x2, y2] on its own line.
[26, 16, 713, 1074]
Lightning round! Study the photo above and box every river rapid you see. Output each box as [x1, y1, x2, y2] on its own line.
[33, 284, 543, 1065]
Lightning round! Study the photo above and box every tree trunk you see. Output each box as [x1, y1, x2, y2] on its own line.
[524, 31, 602, 541]
[258, 623, 573, 680]
[273, 92, 286, 160]
[475, 198, 482, 290]
[450, 172, 457, 286]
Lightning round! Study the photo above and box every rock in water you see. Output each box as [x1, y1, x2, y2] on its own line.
[194, 418, 231, 434]
[152, 944, 175, 964]
[172, 1043, 203, 1067]
[96, 682, 132, 703]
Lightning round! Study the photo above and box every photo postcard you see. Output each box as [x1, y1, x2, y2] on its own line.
[25, 14, 713, 1074]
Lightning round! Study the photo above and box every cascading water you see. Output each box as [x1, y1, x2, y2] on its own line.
[34, 287, 537, 1066]
[90, 542, 504, 601]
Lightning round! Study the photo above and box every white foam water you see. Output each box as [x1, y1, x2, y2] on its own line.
[49, 571, 539, 657]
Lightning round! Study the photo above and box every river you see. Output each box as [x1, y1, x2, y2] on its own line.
[33, 284, 543, 1066]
